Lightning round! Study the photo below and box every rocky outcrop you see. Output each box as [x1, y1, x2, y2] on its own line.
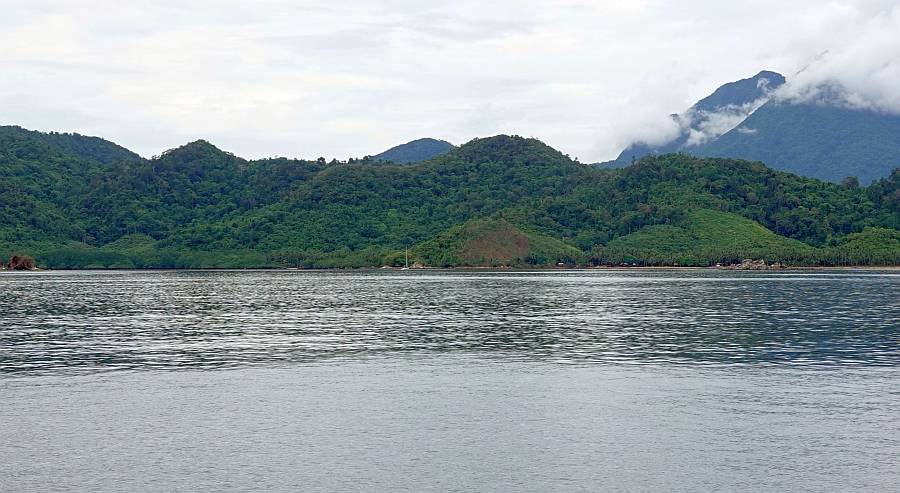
[6, 255, 36, 271]
[720, 259, 784, 270]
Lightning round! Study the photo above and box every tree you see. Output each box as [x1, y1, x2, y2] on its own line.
[841, 176, 860, 188]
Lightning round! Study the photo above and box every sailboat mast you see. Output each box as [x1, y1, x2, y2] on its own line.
[405, 248, 409, 268]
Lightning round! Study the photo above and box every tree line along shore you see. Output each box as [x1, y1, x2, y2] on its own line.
[2, 128, 898, 269]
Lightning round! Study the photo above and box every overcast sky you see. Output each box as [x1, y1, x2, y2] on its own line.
[2, 0, 899, 161]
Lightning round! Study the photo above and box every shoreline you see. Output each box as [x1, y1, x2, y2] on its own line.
[4, 265, 900, 273]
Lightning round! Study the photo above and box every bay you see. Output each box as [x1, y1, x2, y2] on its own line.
[1, 269, 898, 491]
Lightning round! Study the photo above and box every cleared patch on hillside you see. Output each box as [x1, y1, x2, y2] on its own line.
[412, 218, 582, 267]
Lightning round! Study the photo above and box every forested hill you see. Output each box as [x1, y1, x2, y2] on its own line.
[371, 138, 455, 164]
[0, 126, 141, 165]
[1, 128, 898, 268]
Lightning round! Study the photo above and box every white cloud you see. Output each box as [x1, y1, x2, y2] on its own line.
[682, 97, 771, 147]
[0, 0, 898, 162]
[774, 5, 900, 113]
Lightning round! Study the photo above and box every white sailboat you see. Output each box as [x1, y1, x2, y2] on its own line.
[401, 248, 409, 270]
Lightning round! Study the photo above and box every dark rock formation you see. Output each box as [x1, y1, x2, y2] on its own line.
[7, 255, 36, 271]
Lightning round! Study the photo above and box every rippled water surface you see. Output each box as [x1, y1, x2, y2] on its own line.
[2, 269, 899, 491]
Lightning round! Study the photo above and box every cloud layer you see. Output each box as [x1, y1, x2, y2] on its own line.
[682, 98, 771, 147]
[1, 0, 898, 161]
[774, 5, 900, 113]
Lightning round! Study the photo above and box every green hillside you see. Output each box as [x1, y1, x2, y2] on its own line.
[0, 126, 141, 165]
[1, 128, 898, 268]
[372, 138, 455, 164]
[821, 228, 900, 265]
[693, 102, 900, 184]
[593, 209, 814, 266]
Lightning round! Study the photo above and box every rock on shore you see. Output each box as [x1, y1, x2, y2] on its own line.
[6, 255, 36, 271]
[720, 259, 784, 270]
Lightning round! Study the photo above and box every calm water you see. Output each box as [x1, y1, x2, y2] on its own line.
[1, 269, 899, 491]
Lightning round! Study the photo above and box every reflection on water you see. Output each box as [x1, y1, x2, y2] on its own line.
[1, 269, 898, 374]
[2, 270, 900, 492]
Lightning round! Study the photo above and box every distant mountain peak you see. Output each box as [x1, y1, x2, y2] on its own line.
[405, 137, 451, 145]
[692, 70, 785, 113]
[612, 70, 786, 166]
[372, 137, 455, 164]
[610, 69, 900, 183]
